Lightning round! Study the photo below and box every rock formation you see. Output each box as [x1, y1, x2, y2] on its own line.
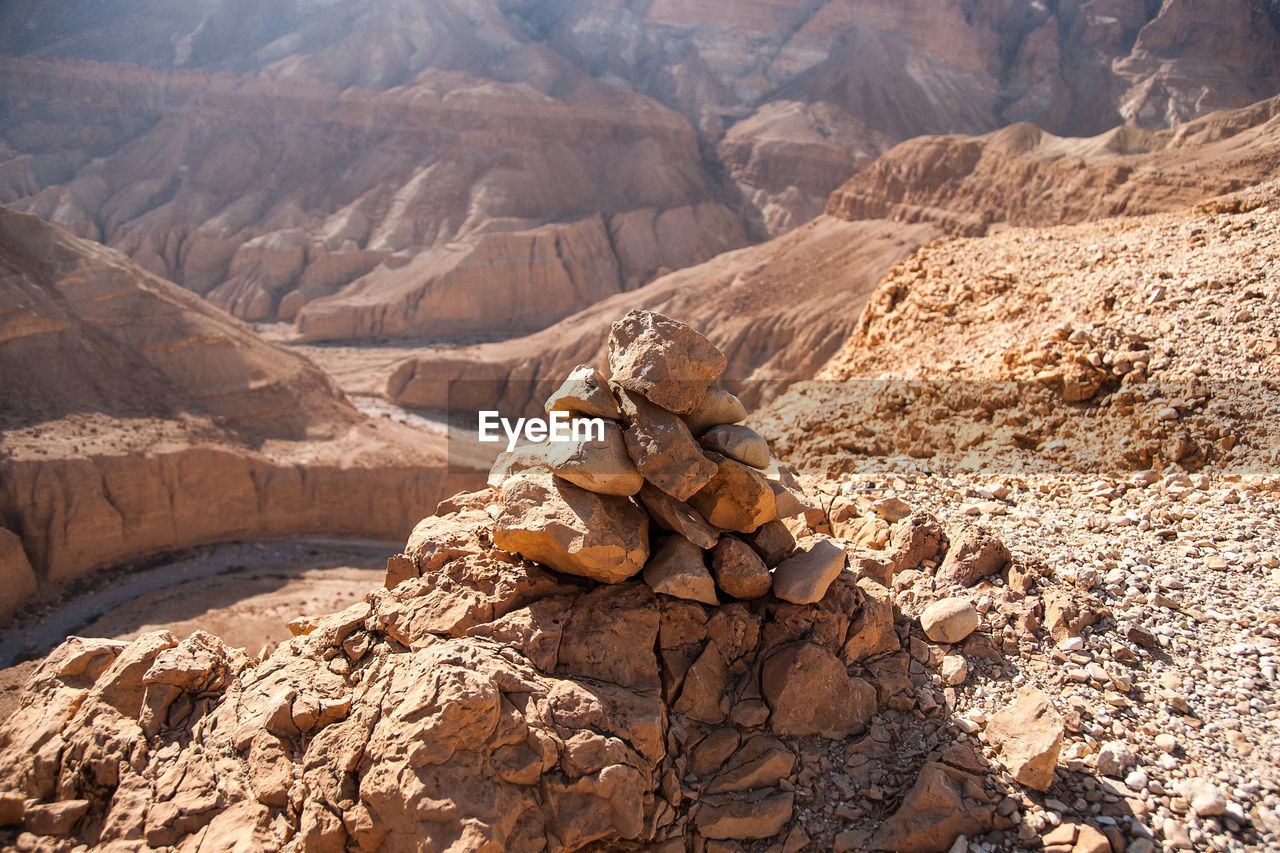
[0, 208, 473, 614]
[758, 179, 1280, 476]
[386, 91, 1280, 418]
[2, 0, 1278, 339]
[0, 310, 1085, 851]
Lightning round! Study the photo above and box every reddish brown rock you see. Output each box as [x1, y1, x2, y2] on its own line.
[644, 535, 719, 605]
[938, 525, 1012, 587]
[986, 686, 1064, 791]
[695, 790, 794, 841]
[761, 642, 876, 738]
[772, 535, 846, 605]
[711, 536, 772, 600]
[688, 452, 777, 534]
[743, 519, 796, 567]
[492, 470, 649, 583]
[617, 386, 719, 501]
[637, 482, 722, 550]
[674, 641, 731, 723]
[608, 310, 727, 415]
[890, 512, 949, 573]
[869, 760, 999, 852]
[842, 579, 900, 663]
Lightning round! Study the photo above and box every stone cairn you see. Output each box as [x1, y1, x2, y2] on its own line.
[476, 308, 839, 608]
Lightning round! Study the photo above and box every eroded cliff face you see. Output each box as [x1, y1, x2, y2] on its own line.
[0, 55, 741, 337]
[383, 92, 1280, 420]
[826, 94, 1280, 236]
[0, 209, 475, 615]
[1, 0, 1278, 341]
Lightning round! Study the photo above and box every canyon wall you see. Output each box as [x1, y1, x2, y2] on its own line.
[0, 208, 475, 616]
[1, 0, 1278, 345]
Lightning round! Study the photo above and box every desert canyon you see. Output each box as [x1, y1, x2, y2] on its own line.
[1, 1, 1280, 852]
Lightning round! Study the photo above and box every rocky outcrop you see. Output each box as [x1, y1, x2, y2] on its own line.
[759, 181, 1280, 476]
[826, 94, 1280, 236]
[0, 208, 474, 609]
[0, 314, 1103, 851]
[386, 216, 944, 413]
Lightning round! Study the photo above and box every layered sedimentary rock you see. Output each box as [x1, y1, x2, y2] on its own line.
[389, 91, 1280, 418]
[826, 94, 1280, 236]
[2, 0, 1277, 335]
[0, 208, 472, 609]
[0, 55, 745, 335]
[387, 216, 942, 412]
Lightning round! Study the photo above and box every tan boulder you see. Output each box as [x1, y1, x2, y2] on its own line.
[617, 385, 718, 501]
[771, 535, 846, 605]
[544, 364, 622, 420]
[701, 424, 770, 469]
[688, 452, 777, 534]
[543, 420, 643, 496]
[986, 687, 1064, 791]
[487, 442, 549, 490]
[685, 384, 748, 436]
[492, 470, 649, 583]
[762, 642, 876, 738]
[937, 525, 1012, 587]
[608, 309, 727, 415]
[637, 482, 721, 549]
[643, 536, 719, 605]
[711, 536, 772, 600]
[920, 597, 979, 644]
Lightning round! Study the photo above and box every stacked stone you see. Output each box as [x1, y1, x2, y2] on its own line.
[487, 309, 845, 606]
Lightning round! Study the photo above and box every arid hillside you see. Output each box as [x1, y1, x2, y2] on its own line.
[384, 94, 1280, 416]
[0, 208, 475, 618]
[2, 0, 1278, 342]
[756, 181, 1280, 478]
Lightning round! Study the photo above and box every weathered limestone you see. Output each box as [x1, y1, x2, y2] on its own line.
[986, 687, 1064, 791]
[688, 452, 777, 534]
[772, 535, 846, 605]
[544, 364, 623, 419]
[617, 385, 718, 501]
[701, 424, 771, 469]
[492, 470, 649, 583]
[608, 310, 727, 415]
[920, 597, 980, 644]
